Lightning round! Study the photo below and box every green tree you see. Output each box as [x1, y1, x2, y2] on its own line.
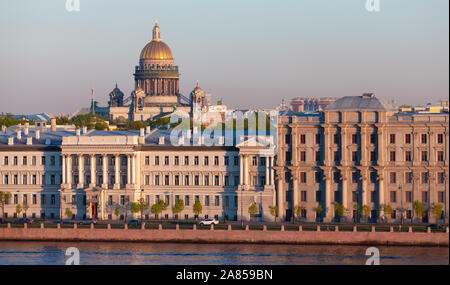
[269, 206, 278, 222]
[22, 201, 29, 218]
[384, 205, 394, 217]
[55, 117, 71, 125]
[193, 199, 203, 219]
[0, 191, 12, 219]
[130, 198, 149, 221]
[431, 204, 443, 220]
[360, 205, 371, 220]
[248, 203, 259, 221]
[315, 205, 323, 218]
[15, 204, 22, 217]
[334, 203, 346, 218]
[413, 201, 427, 220]
[172, 199, 185, 220]
[293, 205, 302, 222]
[151, 200, 167, 219]
[95, 122, 108, 130]
[65, 208, 73, 219]
[114, 207, 120, 219]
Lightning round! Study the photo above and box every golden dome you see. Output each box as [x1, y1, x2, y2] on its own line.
[139, 23, 174, 60]
[140, 40, 173, 60]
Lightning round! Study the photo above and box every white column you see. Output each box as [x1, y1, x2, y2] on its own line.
[114, 155, 120, 189]
[78, 154, 84, 188]
[131, 154, 136, 185]
[239, 155, 243, 185]
[270, 157, 274, 185]
[102, 154, 108, 188]
[62, 155, 66, 185]
[90, 154, 96, 187]
[67, 155, 72, 187]
[127, 154, 131, 185]
[244, 155, 248, 185]
[265, 156, 269, 186]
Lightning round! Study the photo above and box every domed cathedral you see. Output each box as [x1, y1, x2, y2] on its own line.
[107, 22, 212, 122]
[129, 22, 191, 121]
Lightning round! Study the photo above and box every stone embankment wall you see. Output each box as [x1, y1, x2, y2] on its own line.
[0, 224, 448, 246]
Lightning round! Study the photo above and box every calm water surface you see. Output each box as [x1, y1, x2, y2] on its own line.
[0, 241, 447, 265]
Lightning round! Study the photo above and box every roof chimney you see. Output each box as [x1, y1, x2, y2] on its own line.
[8, 137, 14, 145]
[146, 126, 151, 134]
[26, 137, 33, 145]
[83, 126, 88, 134]
[51, 118, 57, 131]
[1, 125, 6, 133]
[17, 130, 21, 140]
[24, 126, 29, 136]
[76, 129, 81, 136]
[158, 136, 165, 145]
[140, 128, 145, 137]
[35, 130, 40, 140]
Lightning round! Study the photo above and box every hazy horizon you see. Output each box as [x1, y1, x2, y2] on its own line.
[0, 0, 448, 115]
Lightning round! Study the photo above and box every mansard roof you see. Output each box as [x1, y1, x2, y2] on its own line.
[324, 93, 395, 111]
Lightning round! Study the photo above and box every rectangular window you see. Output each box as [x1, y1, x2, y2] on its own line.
[421, 151, 427, 162]
[352, 172, 358, 183]
[285, 151, 291, 162]
[405, 172, 413, 184]
[194, 156, 199, 165]
[185, 175, 189, 185]
[174, 156, 179, 165]
[145, 175, 150, 185]
[23, 156, 27, 166]
[390, 151, 396, 162]
[215, 196, 220, 206]
[51, 195, 55, 205]
[334, 151, 340, 162]
[334, 134, 339, 144]
[164, 156, 169, 165]
[224, 175, 229, 186]
[315, 151, 321, 162]
[32, 194, 37, 205]
[406, 191, 412, 203]
[195, 175, 199, 185]
[315, 191, 321, 202]
[14, 194, 18, 204]
[333, 172, 340, 183]
[315, 134, 321, 144]
[300, 134, 306, 144]
[285, 134, 291, 144]
[437, 151, 444, 162]
[352, 191, 358, 203]
[23, 175, 27, 185]
[234, 176, 239, 186]
[421, 134, 427, 144]
[405, 151, 412, 161]
[205, 196, 210, 206]
[300, 151, 306, 162]
[3, 156, 8, 165]
[184, 156, 189, 165]
[405, 134, 411, 144]
[224, 156, 229, 166]
[41, 194, 46, 205]
[155, 156, 159, 165]
[370, 151, 376, 162]
[204, 156, 209, 166]
[421, 172, 428, 184]
[145, 156, 150, 165]
[437, 133, 443, 144]
[14, 156, 18, 165]
[390, 191, 397, 203]
[252, 156, 257, 166]
[301, 191, 307, 202]
[370, 172, 377, 183]
[41, 156, 46, 165]
[390, 172, 396, 184]
[214, 156, 219, 165]
[352, 151, 358, 162]
[165, 175, 169, 185]
[370, 134, 376, 144]
[438, 191, 444, 203]
[204, 175, 209, 186]
[215, 175, 219, 186]
[389, 134, 395, 144]
[50, 156, 55, 166]
[108, 195, 113, 206]
[165, 195, 170, 205]
[422, 192, 428, 203]
[370, 191, 376, 203]
[300, 172, 307, 183]
[185, 196, 190, 206]
[352, 134, 357, 144]
[315, 171, 322, 183]
[438, 172, 445, 184]
[155, 175, 160, 185]
[334, 191, 339, 202]
[260, 157, 266, 166]
[234, 156, 239, 166]
[175, 175, 179, 185]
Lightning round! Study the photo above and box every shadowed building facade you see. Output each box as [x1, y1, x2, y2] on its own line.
[275, 94, 449, 224]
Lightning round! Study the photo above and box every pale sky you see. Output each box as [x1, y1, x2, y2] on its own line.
[0, 0, 448, 114]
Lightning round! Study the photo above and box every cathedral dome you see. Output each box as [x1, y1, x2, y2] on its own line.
[139, 23, 174, 60]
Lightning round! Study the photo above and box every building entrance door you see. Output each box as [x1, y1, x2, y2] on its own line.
[90, 203, 98, 218]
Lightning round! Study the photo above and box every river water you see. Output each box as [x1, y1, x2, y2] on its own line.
[0, 241, 447, 265]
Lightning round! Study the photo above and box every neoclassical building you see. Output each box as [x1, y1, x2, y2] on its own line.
[0, 121, 275, 221]
[275, 94, 449, 223]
